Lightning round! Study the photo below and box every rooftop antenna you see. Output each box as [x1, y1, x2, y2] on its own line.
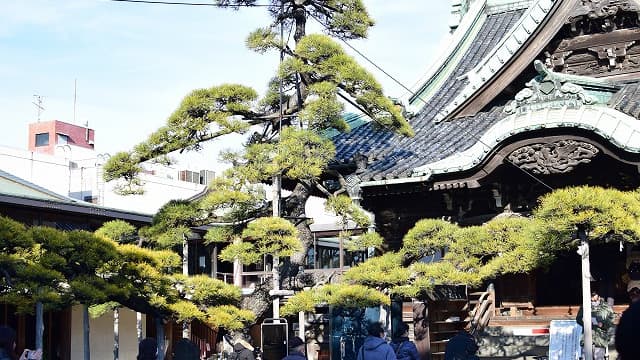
[32, 94, 45, 122]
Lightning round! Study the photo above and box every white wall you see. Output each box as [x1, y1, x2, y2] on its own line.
[0, 145, 207, 214]
[70, 305, 146, 360]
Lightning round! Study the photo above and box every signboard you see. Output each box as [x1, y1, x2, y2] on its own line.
[261, 318, 288, 360]
[548, 320, 581, 360]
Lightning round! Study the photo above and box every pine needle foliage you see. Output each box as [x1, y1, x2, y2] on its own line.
[342, 252, 409, 289]
[534, 186, 640, 248]
[345, 232, 383, 252]
[0, 216, 250, 330]
[329, 186, 640, 305]
[206, 305, 256, 331]
[103, 0, 412, 194]
[98, 0, 416, 323]
[401, 219, 457, 262]
[95, 220, 137, 244]
[281, 283, 388, 316]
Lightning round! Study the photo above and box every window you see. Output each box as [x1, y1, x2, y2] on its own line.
[35, 133, 49, 147]
[57, 133, 70, 145]
[306, 235, 369, 270]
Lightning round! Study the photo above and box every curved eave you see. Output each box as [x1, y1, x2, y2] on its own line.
[407, 0, 490, 110]
[361, 106, 640, 188]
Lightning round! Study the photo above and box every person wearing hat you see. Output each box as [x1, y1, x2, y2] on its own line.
[576, 291, 615, 360]
[173, 338, 200, 360]
[626, 280, 640, 303]
[232, 338, 255, 360]
[137, 337, 158, 360]
[281, 336, 306, 360]
[615, 299, 640, 359]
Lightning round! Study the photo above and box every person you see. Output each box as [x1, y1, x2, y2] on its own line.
[137, 337, 158, 360]
[281, 336, 306, 360]
[173, 338, 200, 360]
[232, 338, 255, 360]
[576, 291, 615, 360]
[615, 299, 640, 360]
[390, 323, 419, 360]
[444, 329, 479, 360]
[0, 326, 41, 360]
[626, 280, 640, 303]
[356, 322, 396, 360]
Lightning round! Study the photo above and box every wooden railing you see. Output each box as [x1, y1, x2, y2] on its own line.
[469, 283, 495, 335]
[214, 268, 346, 288]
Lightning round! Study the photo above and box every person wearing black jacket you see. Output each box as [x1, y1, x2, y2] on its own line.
[390, 323, 419, 360]
[615, 291, 640, 360]
[444, 330, 479, 360]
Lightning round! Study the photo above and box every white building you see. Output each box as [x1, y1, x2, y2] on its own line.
[0, 119, 213, 214]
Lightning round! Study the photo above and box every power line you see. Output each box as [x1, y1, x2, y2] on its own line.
[109, 0, 270, 6]
[307, 13, 554, 191]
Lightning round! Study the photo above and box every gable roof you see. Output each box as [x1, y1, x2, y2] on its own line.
[332, 8, 527, 182]
[333, 0, 640, 187]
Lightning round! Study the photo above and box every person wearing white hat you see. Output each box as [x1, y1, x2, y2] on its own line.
[627, 280, 640, 303]
[232, 338, 255, 360]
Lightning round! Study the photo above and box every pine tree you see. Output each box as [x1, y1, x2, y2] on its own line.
[102, 0, 413, 322]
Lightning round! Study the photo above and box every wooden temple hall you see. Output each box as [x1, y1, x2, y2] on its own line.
[329, 0, 640, 358]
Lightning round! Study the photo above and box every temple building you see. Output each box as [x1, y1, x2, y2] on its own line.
[331, 0, 640, 358]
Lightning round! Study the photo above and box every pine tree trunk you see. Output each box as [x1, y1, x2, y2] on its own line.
[284, 183, 312, 267]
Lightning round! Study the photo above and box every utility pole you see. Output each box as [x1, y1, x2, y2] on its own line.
[271, 0, 286, 321]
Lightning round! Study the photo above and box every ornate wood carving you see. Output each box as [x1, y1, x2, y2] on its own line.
[567, 0, 640, 34]
[507, 140, 599, 174]
[544, 0, 640, 76]
[545, 29, 640, 75]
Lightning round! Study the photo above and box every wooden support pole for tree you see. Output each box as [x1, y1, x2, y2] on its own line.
[272, 174, 282, 320]
[35, 302, 43, 351]
[156, 317, 165, 360]
[114, 308, 120, 360]
[83, 305, 91, 360]
[578, 227, 593, 360]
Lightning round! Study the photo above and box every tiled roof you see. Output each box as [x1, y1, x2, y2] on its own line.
[333, 9, 525, 182]
[611, 82, 640, 119]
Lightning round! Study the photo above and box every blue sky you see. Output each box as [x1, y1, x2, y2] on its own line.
[0, 1, 451, 167]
